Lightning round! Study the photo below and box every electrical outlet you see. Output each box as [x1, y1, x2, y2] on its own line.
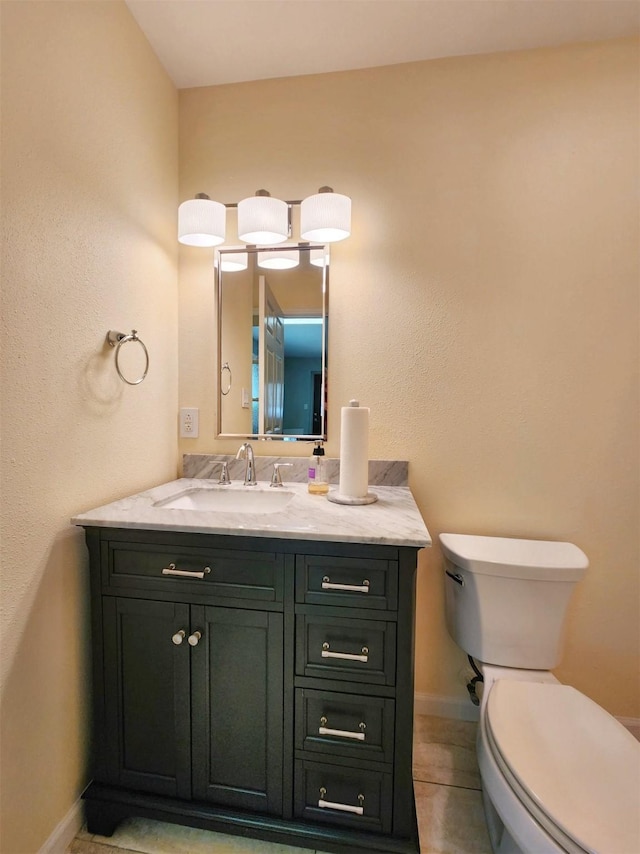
[179, 407, 199, 438]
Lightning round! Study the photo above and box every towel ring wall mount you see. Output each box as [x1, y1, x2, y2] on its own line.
[221, 361, 232, 396]
[107, 329, 149, 385]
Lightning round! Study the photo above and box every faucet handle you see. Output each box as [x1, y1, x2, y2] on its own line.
[209, 460, 231, 485]
[270, 462, 293, 487]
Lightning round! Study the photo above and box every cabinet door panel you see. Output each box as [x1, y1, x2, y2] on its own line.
[102, 597, 191, 798]
[191, 606, 283, 815]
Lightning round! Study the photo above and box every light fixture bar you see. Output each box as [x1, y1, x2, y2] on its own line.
[178, 186, 351, 246]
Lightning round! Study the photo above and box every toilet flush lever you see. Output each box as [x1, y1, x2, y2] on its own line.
[445, 569, 465, 586]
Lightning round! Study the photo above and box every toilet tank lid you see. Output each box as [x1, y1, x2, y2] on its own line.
[439, 533, 588, 580]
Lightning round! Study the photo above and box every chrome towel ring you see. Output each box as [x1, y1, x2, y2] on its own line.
[221, 361, 232, 396]
[107, 329, 149, 385]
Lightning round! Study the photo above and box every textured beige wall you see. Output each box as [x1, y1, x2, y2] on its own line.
[179, 39, 639, 717]
[0, 2, 178, 851]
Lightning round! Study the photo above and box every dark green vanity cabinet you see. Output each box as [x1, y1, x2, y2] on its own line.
[82, 526, 421, 854]
[99, 598, 283, 812]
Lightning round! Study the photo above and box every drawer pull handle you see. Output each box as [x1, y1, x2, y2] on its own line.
[162, 563, 211, 579]
[171, 629, 186, 645]
[318, 788, 364, 815]
[188, 631, 202, 647]
[322, 576, 370, 593]
[322, 642, 369, 663]
[319, 716, 366, 741]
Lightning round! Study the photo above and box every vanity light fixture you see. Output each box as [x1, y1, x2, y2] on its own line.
[257, 248, 299, 270]
[178, 193, 226, 247]
[300, 186, 351, 243]
[218, 251, 248, 272]
[238, 190, 289, 244]
[178, 187, 351, 247]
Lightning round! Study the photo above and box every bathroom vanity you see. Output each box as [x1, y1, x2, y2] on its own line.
[73, 475, 430, 853]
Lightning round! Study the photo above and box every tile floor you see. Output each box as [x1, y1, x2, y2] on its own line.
[68, 714, 492, 854]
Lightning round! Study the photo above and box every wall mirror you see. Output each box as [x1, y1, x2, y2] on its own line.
[215, 244, 328, 440]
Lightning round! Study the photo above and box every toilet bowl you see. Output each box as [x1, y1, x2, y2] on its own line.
[440, 533, 640, 854]
[478, 665, 640, 854]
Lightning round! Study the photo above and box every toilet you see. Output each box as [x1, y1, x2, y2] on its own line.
[440, 532, 640, 854]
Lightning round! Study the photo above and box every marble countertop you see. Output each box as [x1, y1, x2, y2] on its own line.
[71, 478, 431, 548]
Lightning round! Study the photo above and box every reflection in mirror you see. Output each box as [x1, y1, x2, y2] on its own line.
[216, 245, 328, 440]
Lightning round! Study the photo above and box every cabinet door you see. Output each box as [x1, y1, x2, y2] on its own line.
[191, 606, 284, 815]
[102, 597, 191, 798]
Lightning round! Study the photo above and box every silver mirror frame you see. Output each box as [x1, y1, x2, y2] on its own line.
[215, 244, 328, 441]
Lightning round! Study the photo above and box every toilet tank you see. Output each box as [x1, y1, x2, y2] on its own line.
[440, 533, 588, 669]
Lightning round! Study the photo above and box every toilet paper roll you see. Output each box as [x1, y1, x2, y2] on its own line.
[339, 400, 370, 499]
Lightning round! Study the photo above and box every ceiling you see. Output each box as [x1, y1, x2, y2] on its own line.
[125, 0, 639, 90]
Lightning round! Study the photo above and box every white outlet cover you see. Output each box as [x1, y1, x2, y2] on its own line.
[179, 407, 199, 438]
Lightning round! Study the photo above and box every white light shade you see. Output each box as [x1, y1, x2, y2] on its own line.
[257, 249, 299, 270]
[219, 252, 248, 272]
[238, 195, 288, 244]
[301, 191, 351, 243]
[310, 247, 329, 268]
[178, 197, 226, 246]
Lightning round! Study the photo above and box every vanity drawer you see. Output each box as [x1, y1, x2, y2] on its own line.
[295, 688, 395, 764]
[296, 615, 396, 685]
[294, 759, 392, 834]
[104, 541, 283, 603]
[296, 555, 397, 611]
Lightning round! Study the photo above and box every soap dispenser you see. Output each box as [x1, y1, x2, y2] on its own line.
[308, 442, 329, 495]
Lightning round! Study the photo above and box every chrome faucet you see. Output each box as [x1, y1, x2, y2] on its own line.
[236, 442, 257, 486]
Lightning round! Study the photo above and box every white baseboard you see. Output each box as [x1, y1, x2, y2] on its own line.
[39, 798, 83, 854]
[414, 691, 480, 722]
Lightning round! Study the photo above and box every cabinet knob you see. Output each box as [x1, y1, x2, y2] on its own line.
[171, 630, 186, 646]
[188, 630, 202, 647]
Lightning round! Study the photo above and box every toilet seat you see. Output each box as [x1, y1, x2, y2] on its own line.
[485, 680, 640, 854]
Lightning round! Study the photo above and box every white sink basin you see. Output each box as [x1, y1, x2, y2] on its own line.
[154, 486, 294, 514]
